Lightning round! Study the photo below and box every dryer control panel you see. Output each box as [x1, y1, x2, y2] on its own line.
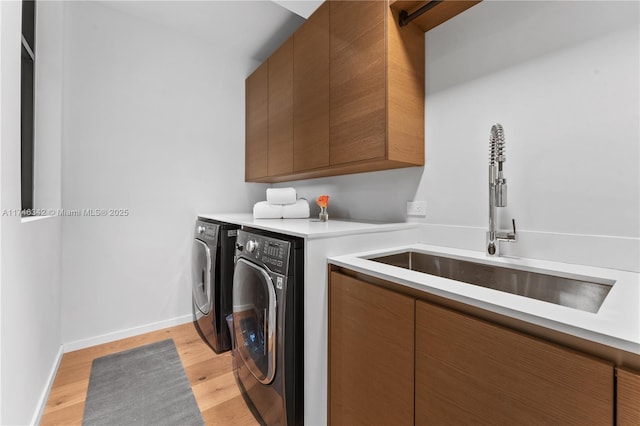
[194, 220, 218, 243]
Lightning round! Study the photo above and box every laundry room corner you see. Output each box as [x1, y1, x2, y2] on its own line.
[1, 1, 65, 424]
[58, 1, 267, 348]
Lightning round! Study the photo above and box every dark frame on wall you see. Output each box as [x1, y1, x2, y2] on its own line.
[21, 0, 36, 214]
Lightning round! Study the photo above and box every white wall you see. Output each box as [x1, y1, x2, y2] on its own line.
[279, 0, 640, 272]
[0, 3, 4, 420]
[34, 1, 63, 212]
[0, 1, 64, 424]
[61, 2, 267, 346]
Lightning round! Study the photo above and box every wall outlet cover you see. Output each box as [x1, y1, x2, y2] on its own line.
[407, 201, 427, 217]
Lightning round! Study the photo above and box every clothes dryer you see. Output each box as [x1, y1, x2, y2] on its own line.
[192, 217, 239, 353]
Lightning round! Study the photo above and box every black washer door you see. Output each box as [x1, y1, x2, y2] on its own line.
[233, 258, 276, 384]
[192, 239, 211, 315]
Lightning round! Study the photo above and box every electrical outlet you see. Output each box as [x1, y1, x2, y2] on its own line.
[407, 200, 426, 217]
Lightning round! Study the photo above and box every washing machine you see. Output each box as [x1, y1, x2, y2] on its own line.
[192, 217, 239, 353]
[231, 228, 304, 426]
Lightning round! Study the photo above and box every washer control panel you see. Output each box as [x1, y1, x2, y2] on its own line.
[236, 230, 290, 276]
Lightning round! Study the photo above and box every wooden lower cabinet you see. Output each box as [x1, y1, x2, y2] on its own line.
[328, 269, 629, 425]
[617, 367, 640, 425]
[415, 300, 614, 425]
[329, 272, 415, 425]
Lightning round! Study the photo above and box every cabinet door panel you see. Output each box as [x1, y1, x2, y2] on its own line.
[268, 37, 294, 176]
[617, 367, 640, 426]
[245, 62, 268, 180]
[387, 4, 424, 164]
[293, 3, 330, 172]
[415, 301, 614, 425]
[329, 272, 414, 425]
[330, 0, 386, 165]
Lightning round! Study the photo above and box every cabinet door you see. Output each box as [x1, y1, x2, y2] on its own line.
[293, 2, 330, 172]
[415, 301, 614, 425]
[245, 61, 268, 180]
[617, 367, 640, 425]
[268, 37, 294, 176]
[329, 272, 414, 425]
[330, 0, 386, 165]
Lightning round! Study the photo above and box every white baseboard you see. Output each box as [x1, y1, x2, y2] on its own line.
[31, 345, 64, 426]
[63, 314, 193, 353]
[31, 315, 193, 424]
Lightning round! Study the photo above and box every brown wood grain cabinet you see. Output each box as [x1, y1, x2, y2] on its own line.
[293, 2, 330, 172]
[328, 268, 631, 425]
[329, 0, 426, 169]
[245, 61, 268, 180]
[245, 0, 433, 183]
[329, 271, 415, 426]
[329, 0, 387, 165]
[268, 37, 294, 176]
[415, 300, 614, 425]
[617, 367, 640, 426]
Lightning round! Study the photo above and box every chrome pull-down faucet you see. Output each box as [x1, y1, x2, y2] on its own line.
[487, 124, 517, 256]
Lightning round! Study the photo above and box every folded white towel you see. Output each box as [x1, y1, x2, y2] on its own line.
[282, 199, 310, 219]
[253, 199, 310, 219]
[266, 187, 297, 205]
[253, 201, 284, 219]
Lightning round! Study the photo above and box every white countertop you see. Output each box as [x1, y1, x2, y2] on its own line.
[198, 213, 418, 239]
[329, 243, 640, 354]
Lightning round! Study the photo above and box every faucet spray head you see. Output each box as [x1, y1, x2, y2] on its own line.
[490, 124, 507, 207]
[489, 124, 506, 166]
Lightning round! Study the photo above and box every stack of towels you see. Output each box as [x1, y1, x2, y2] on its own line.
[253, 188, 310, 219]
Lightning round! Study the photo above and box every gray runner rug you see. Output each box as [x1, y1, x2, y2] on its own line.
[82, 338, 204, 426]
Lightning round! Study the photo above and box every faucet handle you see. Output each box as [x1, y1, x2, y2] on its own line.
[508, 219, 517, 240]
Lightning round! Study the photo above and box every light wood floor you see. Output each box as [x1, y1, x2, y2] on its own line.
[40, 322, 260, 425]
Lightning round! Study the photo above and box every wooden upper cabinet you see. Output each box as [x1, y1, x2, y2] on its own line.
[330, 0, 387, 165]
[245, 61, 268, 181]
[387, 2, 426, 164]
[415, 300, 614, 425]
[245, 0, 451, 182]
[329, 0, 425, 169]
[329, 272, 414, 425]
[293, 2, 330, 172]
[617, 367, 640, 426]
[268, 37, 294, 176]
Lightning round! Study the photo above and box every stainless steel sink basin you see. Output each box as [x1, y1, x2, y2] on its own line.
[368, 251, 614, 313]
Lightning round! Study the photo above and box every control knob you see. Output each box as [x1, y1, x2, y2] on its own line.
[246, 240, 259, 253]
[197, 225, 206, 235]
